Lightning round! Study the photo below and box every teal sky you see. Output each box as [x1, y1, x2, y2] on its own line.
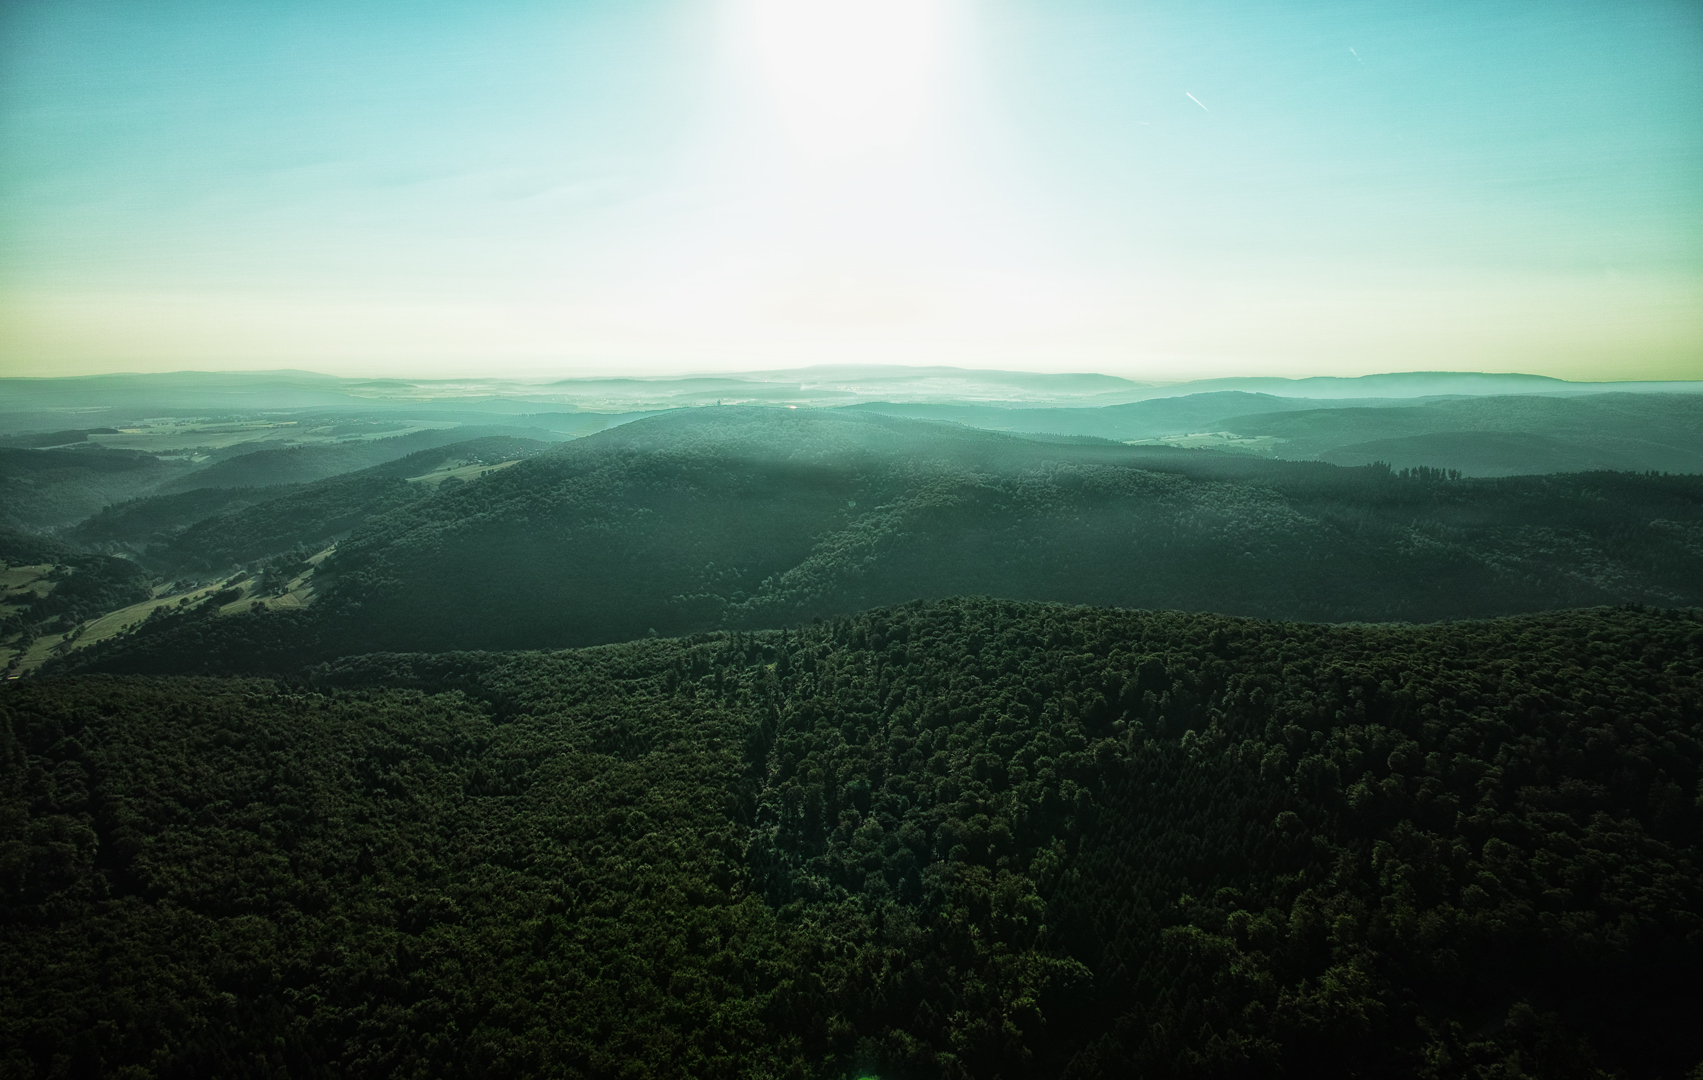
[1, 0, 1699, 380]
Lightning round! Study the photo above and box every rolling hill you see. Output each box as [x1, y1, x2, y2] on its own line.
[155, 426, 563, 492]
[842, 392, 1387, 441]
[1228, 393, 1703, 474]
[53, 408, 1703, 675]
[851, 392, 1703, 476]
[67, 436, 552, 571]
[0, 446, 195, 531]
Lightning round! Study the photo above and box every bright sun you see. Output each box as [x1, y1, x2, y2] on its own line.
[734, 0, 945, 161]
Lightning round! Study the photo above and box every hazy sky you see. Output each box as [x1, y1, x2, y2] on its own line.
[1, 0, 1699, 380]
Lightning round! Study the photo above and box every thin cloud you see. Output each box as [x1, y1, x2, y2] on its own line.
[1185, 91, 1209, 112]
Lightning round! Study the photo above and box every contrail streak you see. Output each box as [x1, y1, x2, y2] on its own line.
[1186, 91, 1209, 112]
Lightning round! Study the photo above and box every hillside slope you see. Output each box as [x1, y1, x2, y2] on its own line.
[156, 426, 561, 492]
[0, 527, 152, 672]
[0, 447, 193, 530]
[64, 436, 552, 571]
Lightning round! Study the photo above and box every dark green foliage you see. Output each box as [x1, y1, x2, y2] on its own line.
[348, 436, 550, 480]
[1232, 393, 1703, 474]
[287, 409, 1703, 653]
[41, 408, 1703, 678]
[157, 476, 427, 571]
[0, 447, 192, 531]
[1, 670, 796, 1078]
[144, 438, 550, 570]
[1318, 430, 1628, 475]
[0, 529, 85, 568]
[44, 607, 331, 676]
[6, 602, 1701, 1077]
[66, 486, 289, 552]
[0, 429, 118, 450]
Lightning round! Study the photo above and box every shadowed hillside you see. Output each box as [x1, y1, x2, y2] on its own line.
[0, 447, 194, 530]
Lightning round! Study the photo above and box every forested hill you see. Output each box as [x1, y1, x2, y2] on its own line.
[846, 392, 1703, 477]
[4, 600, 1700, 1077]
[66, 435, 551, 570]
[315, 408, 1703, 645]
[154, 425, 554, 492]
[49, 405, 1703, 674]
[0, 446, 192, 531]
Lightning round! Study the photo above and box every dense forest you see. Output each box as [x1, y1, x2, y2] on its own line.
[0, 446, 193, 531]
[66, 486, 299, 553]
[3, 600, 1699, 1077]
[48, 407, 1703, 674]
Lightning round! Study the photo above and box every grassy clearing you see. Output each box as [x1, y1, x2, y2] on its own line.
[405, 456, 521, 486]
[247, 547, 332, 612]
[2, 565, 59, 674]
[0, 564, 55, 589]
[8, 547, 332, 676]
[1124, 431, 1283, 453]
[9, 583, 235, 676]
[90, 418, 453, 457]
[1, 564, 55, 607]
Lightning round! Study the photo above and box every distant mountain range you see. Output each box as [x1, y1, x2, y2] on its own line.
[3, 366, 1698, 427]
[851, 391, 1703, 476]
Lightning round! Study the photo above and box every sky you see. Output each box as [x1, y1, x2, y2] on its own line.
[0, 0, 1699, 381]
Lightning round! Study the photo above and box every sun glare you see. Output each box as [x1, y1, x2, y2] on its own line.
[735, 0, 945, 161]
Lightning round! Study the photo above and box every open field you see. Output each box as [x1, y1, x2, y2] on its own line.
[89, 417, 457, 458]
[1, 563, 55, 600]
[8, 581, 233, 676]
[1125, 431, 1283, 453]
[405, 456, 523, 486]
[6, 545, 332, 675]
